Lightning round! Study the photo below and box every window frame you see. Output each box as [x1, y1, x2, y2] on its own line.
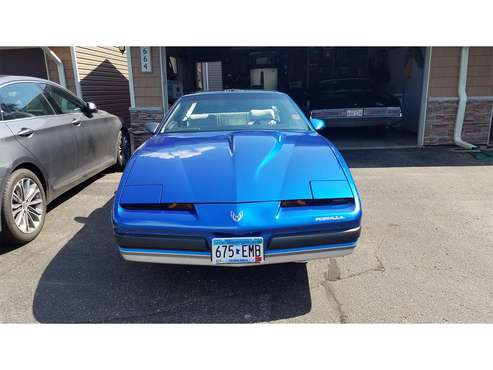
[0, 81, 57, 122]
[38, 82, 86, 116]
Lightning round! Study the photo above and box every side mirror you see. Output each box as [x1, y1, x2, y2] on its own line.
[144, 121, 159, 134]
[310, 118, 326, 131]
[86, 102, 98, 114]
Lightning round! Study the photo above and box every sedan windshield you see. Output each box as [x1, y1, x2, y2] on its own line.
[161, 92, 311, 133]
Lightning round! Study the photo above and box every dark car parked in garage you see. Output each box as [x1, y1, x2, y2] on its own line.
[0, 76, 128, 245]
[309, 78, 402, 127]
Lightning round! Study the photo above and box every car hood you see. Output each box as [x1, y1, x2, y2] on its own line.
[123, 130, 348, 203]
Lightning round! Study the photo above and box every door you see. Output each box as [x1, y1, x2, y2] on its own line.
[0, 48, 48, 79]
[78, 110, 119, 171]
[0, 82, 79, 194]
[250, 68, 278, 90]
[40, 83, 118, 175]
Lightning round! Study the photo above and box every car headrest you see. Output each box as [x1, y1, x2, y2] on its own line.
[249, 109, 275, 121]
[188, 114, 211, 120]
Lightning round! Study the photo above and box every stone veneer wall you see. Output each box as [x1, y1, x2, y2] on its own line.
[129, 107, 164, 149]
[424, 98, 493, 146]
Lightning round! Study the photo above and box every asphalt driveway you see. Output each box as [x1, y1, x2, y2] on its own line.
[1, 148, 492, 323]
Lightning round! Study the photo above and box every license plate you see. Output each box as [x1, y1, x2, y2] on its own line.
[211, 237, 264, 264]
[346, 108, 363, 117]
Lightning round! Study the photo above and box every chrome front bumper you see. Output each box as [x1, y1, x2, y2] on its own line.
[115, 227, 360, 267]
[120, 243, 356, 266]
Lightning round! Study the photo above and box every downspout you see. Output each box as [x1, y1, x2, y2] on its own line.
[417, 47, 432, 147]
[454, 47, 477, 149]
[42, 47, 67, 89]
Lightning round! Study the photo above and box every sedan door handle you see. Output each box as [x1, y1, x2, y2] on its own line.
[17, 127, 34, 137]
[72, 118, 81, 126]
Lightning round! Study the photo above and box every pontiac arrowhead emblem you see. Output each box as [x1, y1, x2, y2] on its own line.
[230, 210, 244, 222]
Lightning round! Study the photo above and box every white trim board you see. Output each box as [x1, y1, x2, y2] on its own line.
[127, 47, 136, 108]
[70, 47, 82, 98]
[42, 47, 66, 89]
[43, 49, 50, 80]
[159, 47, 169, 113]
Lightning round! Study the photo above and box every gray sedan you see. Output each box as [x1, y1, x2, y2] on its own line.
[0, 75, 127, 245]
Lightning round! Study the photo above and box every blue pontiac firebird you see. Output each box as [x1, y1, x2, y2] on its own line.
[112, 90, 362, 266]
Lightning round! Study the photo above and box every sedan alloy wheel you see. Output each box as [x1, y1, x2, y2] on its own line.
[11, 178, 44, 234]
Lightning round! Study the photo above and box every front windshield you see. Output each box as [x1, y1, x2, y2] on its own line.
[161, 93, 311, 133]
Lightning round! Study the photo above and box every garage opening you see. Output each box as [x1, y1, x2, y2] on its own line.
[165, 47, 427, 149]
[0, 48, 48, 79]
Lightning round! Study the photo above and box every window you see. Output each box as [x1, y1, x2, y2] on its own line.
[0, 83, 55, 120]
[40, 84, 83, 114]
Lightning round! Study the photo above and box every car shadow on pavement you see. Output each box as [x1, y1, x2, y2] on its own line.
[47, 172, 108, 213]
[32, 199, 312, 323]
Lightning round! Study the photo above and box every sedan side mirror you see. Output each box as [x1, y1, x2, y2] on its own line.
[144, 121, 159, 134]
[86, 102, 98, 114]
[310, 118, 326, 131]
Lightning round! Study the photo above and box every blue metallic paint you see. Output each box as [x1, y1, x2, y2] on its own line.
[122, 130, 347, 203]
[112, 91, 362, 265]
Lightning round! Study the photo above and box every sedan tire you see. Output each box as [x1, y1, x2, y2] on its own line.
[0, 168, 46, 246]
[115, 130, 130, 171]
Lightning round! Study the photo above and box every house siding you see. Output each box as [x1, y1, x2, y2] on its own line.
[428, 47, 461, 98]
[467, 47, 493, 97]
[424, 47, 493, 146]
[128, 47, 165, 147]
[75, 46, 131, 123]
[46, 47, 77, 94]
[131, 47, 164, 107]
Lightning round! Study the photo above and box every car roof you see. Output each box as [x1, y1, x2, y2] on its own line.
[182, 89, 288, 98]
[0, 75, 55, 86]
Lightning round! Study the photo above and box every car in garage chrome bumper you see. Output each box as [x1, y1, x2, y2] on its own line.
[310, 108, 402, 127]
[115, 227, 360, 267]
